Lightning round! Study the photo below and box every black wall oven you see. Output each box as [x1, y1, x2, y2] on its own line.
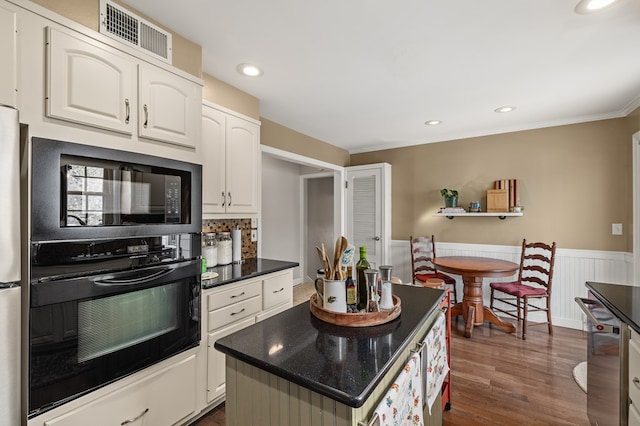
[27, 139, 203, 418]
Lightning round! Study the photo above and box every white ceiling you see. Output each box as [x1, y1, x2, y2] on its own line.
[124, 0, 640, 153]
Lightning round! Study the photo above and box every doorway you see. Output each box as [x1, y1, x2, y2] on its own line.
[261, 146, 344, 285]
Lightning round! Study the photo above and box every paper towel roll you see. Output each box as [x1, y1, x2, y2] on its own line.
[232, 229, 242, 263]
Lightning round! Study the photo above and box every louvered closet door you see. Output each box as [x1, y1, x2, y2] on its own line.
[346, 164, 390, 269]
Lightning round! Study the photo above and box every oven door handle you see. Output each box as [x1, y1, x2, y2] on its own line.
[574, 297, 617, 333]
[95, 268, 173, 286]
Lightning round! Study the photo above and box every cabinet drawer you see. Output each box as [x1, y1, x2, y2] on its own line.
[263, 272, 292, 310]
[207, 279, 261, 311]
[45, 355, 196, 426]
[630, 329, 640, 409]
[208, 295, 261, 331]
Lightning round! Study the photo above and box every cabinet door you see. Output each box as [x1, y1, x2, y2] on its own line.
[47, 27, 135, 134]
[207, 317, 255, 403]
[225, 115, 259, 214]
[0, 4, 17, 107]
[138, 64, 199, 148]
[202, 105, 226, 213]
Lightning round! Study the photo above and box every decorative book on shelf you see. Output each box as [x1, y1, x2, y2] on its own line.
[439, 207, 466, 214]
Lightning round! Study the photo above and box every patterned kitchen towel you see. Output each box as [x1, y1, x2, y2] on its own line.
[373, 352, 423, 426]
[422, 311, 449, 414]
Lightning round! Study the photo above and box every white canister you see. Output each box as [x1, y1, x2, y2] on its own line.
[217, 232, 232, 265]
[203, 233, 217, 267]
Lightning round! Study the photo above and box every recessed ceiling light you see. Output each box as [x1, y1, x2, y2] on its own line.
[575, 0, 621, 14]
[236, 63, 263, 77]
[425, 120, 442, 126]
[494, 106, 516, 113]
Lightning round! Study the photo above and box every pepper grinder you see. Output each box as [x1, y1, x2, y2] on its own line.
[378, 265, 394, 310]
[364, 269, 380, 312]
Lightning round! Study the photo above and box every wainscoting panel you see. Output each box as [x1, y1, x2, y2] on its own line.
[390, 240, 633, 331]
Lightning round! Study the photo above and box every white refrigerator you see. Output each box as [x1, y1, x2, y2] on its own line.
[0, 104, 21, 426]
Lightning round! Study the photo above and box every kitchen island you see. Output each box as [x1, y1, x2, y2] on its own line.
[215, 284, 446, 426]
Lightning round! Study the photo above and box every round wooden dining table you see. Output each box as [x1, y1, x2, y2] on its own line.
[432, 256, 519, 338]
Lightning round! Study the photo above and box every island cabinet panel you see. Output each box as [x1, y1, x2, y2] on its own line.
[41, 354, 197, 426]
[630, 328, 640, 426]
[224, 306, 444, 426]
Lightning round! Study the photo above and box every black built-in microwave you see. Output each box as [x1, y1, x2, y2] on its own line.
[30, 138, 202, 241]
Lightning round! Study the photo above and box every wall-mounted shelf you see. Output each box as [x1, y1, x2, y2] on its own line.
[433, 212, 524, 220]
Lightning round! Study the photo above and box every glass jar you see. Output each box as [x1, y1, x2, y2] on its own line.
[217, 232, 233, 265]
[202, 233, 217, 268]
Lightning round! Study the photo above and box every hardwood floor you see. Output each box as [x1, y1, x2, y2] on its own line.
[192, 283, 589, 425]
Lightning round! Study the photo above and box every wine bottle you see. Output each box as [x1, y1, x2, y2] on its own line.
[346, 266, 356, 312]
[356, 246, 370, 311]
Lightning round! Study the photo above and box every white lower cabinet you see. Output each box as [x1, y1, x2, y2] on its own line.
[207, 316, 255, 403]
[42, 354, 197, 426]
[202, 268, 294, 409]
[630, 328, 640, 426]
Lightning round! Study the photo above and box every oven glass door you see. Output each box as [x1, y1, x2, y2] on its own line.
[28, 260, 200, 417]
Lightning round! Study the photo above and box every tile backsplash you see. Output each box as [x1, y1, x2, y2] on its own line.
[202, 219, 257, 259]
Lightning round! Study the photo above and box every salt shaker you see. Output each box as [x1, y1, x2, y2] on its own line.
[378, 265, 394, 310]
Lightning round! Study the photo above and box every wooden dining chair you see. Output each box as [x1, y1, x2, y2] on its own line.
[409, 235, 458, 304]
[489, 239, 557, 340]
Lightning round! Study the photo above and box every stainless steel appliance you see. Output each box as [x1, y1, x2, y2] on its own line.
[0, 105, 21, 426]
[576, 294, 629, 426]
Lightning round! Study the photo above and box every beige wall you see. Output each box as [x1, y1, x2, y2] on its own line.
[260, 118, 350, 167]
[202, 73, 260, 120]
[351, 118, 632, 252]
[30, 0, 202, 78]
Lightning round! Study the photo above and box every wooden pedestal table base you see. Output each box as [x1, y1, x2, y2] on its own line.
[433, 256, 519, 338]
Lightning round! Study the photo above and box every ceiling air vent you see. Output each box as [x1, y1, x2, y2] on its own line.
[99, 0, 172, 63]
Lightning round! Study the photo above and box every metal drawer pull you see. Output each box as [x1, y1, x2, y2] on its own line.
[634, 377, 640, 390]
[222, 192, 226, 207]
[124, 99, 130, 124]
[228, 192, 232, 206]
[121, 408, 149, 425]
[230, 308, 245, 316]
[143, 104, 148, 128]
[273, 287, 284, 293]
[230, 291, 245, 299]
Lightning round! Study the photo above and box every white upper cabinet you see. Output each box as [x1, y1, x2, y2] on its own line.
[202, 103, 259, 215]
[138, 64, 199, 148]
[201, 105, 226, 213]
[0, 4, 18, 108]
[46, 26, 200, 149]
[46, 27, 135, 134]
[225, 114, 259, 214]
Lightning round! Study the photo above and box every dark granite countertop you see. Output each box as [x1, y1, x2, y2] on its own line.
[586, 281, 640, 334]
[201, 258, 298, 289]
[214, 284, 445, 408]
